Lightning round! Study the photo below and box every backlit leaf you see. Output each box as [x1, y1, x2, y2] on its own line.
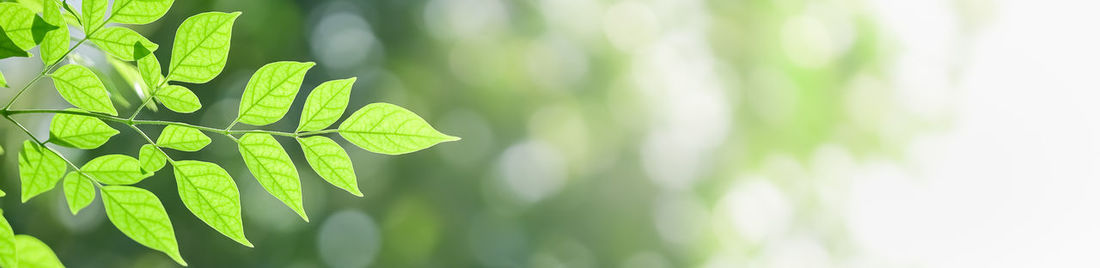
[156, 125, 210, 152]
[237, 61, 314, 126]
[139, 144, 167, 173]
[154, 85, 201, 113]
[299, 136, 361, 196]
[18, 141, 66, 203]
[166, 12, 240, 83]
[101, 186, 186, 266]
[135, 42, 163, 91]
[82, 0, 107, 33]
[49, 109, 119, 149]
[338, 103, 459, 155]
[15, 235, 63, 268]
[89, 27, 158, 60]
[0, 3, 38, 50]
[237, 133, 307, 221]
[0, 212, 16, 268]
[108, 0, 174, 25]
[297, 78, 355, 132]
[51, 64, 118, 115]
[0, 70, 7, 87]
[63, 172, 96, 215]
[82, 154, 149, 185]
[39, 0, 68, 65]
[173, 160, 252, 247]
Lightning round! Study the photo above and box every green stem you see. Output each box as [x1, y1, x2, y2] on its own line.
[2, 109, 337, 138]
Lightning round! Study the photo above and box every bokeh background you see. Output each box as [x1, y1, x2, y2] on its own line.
[5, 0, 1100, 267]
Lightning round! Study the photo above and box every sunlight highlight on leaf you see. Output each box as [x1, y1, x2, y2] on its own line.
[298, 78, 355, 132]
[51, 64, 118, 115]
[156, 125, 211, 152]
[238, 133, 307, 221]
[166, 12, 240, 83]
[49, 109, 120, 149]
[17, 141, 66, 203]
[339, 103, 459, 155]
[101, 186, 185, 266]
[63, 172, 96, 215]
[173, 160, 252, 247]
[81, 154, 149, 185]
[237, 61, 314, 126]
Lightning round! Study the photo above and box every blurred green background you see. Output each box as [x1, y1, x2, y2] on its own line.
[0, 0, 979, 267]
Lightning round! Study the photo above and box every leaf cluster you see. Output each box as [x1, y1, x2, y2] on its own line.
[0, 0, 457, 266]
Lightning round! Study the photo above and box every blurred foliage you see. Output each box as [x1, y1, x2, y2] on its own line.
[0, 0, 951, 267]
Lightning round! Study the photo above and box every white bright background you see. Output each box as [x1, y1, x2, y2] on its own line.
[848, 0, 1100, 266]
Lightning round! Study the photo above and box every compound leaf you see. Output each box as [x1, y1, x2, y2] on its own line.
[15, 235, 63, 268]
[108, 0, 174, 25]
[49, 109, 119, 149]
[154, 85, 201, 113]
[51, 64, 118, 116]
[89, 27, 158, 61]
[299, 136, 361, 196]
[0, 212, 16, 268]
[166, 12, 240, 83]
[173, 160, 252, 247]
[237, 133, 307, 221]
[39, 0, 68, 65]
[139, 144, 167, 173]
[237, 61, 314, 126]
[297, 78, 354, 132]
[338, 103, 459, 155]
[156, 125, 210, 152]
[82, 154, 149, 185]
[82, 0, 107, 33]
[63, 172, 96, 215]
[101, 186, 186, 266]
[18, 141, 66, 203]
[0, 3, 38, 50]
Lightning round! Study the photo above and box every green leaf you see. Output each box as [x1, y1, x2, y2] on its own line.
[0, 3, 38, 50]
[82, 154, 149, 185]
[237, 133, 307, 221]
[173, 160, 252, 247]
[89, 27, 158, 61]
[63, 172, 96, 215]
[39, 0, 68, 65]
[138, 144, 167, 173]
[49, 109, 119, 149]
[82, 0, 107, 33]
[17, 141, 66, 203]
[108, 0, 174, 25]
[101, 186, 186, 266]
[297, 78, 355, 132]
[166, 12, 240, 83]
[14, 235, 63, 268]
[0, 212, 16, 268]
[135, 42, 163, 90]
[51, 64, 119, 116]
[237, 61, 314, 126]
[154, 85, 201, 113]
[338, 103, 459, 155]
[298, 136, 361, 196]
[0, 70, 7, 87]
[156, 125, 210, 152]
